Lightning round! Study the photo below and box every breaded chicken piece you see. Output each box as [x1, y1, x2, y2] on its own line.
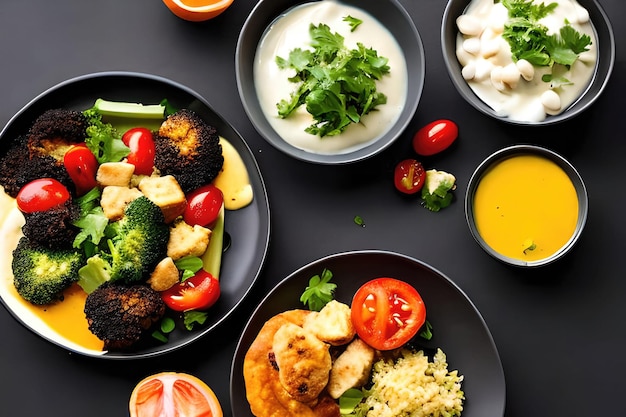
[327, 338, 375, 399]
[272, 322, 332, 403]
[303, 300, 356, 346]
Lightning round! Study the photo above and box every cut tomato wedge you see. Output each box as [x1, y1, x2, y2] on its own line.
[351, 277, 426, 350]
[129, 372, 223, 417]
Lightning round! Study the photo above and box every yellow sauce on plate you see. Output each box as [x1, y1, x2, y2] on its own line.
[473, 154, 579, 262]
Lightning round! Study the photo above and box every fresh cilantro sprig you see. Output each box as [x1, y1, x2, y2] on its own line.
[499, 0, 592, 82]
[276, 20, 390, 137]
[300, 268, 336, 311]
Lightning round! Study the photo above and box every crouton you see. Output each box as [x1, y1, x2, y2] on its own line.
[100, 186, 143, 220]
[167, 219, 211, 261]
[303, 300, 356, 346]
[327, 338, 375, 399]
[147, 257, 180, 292]
[96, 162, 136, 187]
[138, 175, 186, 223]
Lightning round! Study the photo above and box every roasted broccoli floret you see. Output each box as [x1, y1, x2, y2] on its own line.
[12, 237, 85, 305]
[21, 199, 81, 249]
[28, 109, 88, 158]
[80, 196, 169, 287]
[84, 282, 166, 350]
[0, 135, 74, 197]
[154, 109, 224, 194]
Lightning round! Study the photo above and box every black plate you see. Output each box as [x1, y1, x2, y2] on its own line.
[230, 250, 505, 416]
[0, 71, 270, 359]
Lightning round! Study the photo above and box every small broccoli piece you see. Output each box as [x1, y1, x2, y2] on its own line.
[12, 237, 85, 305]
[421, 169, 456, 212]
[77, 255, 112, 294]
[101, 196, 170, 285]
[154, 109, 224, 194]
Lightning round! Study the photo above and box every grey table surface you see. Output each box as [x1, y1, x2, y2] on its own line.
[0, 0, 624, 416]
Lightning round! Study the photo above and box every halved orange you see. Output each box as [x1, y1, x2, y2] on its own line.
[129, 372, 223, 417]
[162, 0, 234, 22]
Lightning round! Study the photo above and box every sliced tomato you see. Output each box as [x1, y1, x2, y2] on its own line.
[161, 270, 220, 312]
[122, 127, 156, 175]
[129, 372, 223, 417]
[183, 184, 224, 227]
[351, 277, 426, 350]
[394, 159, 426, 195]
[16, 178, 71, 213]
[63, 143, 98, 195]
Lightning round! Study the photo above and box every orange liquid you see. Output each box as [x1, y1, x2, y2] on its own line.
[180, 0, 222, 7]
[15, 283, 104, 351]
[473, 155, 579, 261]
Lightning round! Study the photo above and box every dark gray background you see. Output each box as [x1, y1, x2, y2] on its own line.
[0, 0, 624, 416]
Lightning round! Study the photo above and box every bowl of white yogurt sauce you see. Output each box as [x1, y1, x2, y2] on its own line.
[236, 0, 425, 164]
[441, 0, 615, 125]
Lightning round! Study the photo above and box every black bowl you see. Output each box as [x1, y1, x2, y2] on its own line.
[236, 0, 425, 164]
[441, 0, 615, 126]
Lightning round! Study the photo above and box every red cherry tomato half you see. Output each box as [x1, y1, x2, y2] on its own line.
[161, 270, 220, 312]
[122, 127, 156, 175]
[412, 119, 458, 156]
[394, 159, 426, 195]
[351, 277, 426, 351]
[63, 143, 98, 196]
[16, 178, 71, 213]
[183, 184, 224, 227]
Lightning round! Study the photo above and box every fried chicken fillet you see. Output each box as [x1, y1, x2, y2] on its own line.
[243, 310, 340, 417]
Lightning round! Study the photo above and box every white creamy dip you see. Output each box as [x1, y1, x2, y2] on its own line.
[254, 0, 408, 154]
[455, 0, 597, 122]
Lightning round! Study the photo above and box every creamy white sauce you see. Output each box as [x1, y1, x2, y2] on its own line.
[254, 0, 408, 154]
[455, 0, 597, 122]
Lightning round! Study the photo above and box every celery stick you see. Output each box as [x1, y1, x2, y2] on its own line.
[93, 98, 166, 119]
[202, 204, 224, 279]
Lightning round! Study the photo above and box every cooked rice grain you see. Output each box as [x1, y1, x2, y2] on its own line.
[362, 348, 464, 417]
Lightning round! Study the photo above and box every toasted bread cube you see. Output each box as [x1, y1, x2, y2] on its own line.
[100, 186, 143, 220]
[328, 338, 375, 399]
[96, 162, 136, 187]
[138, 175, 186, 223]
[167, 219, 211, 261]
[303, 300, 356, 346]
[147, 257, 180, 292]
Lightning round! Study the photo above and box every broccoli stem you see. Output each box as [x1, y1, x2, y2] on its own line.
[202, 204, 224, 279]
[92, 98, 166, 119]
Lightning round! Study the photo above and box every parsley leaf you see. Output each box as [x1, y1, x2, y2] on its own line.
[343, 15, 363, 32]
[300, 268, 336, 311]
[500, 0, 592, 75]
[276, 22, 390, 137]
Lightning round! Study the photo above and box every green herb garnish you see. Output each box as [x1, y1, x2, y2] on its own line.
[354, 215, 366, 227]
[300, 268, 336, 311]
[499, 0, 592, 82]
[343, 15, 363, 32]
[184, 310, 208, 330]
[419, 320, 433, 340]
[275, 22, 390, 137]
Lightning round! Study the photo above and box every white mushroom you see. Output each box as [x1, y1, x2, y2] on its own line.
[541, 90, 562, 111]
[462, 62, 477, 80]
[500, 63, 521, 88]
[456, 15, 484, 36]
[463, 37, 481, 55]
[490, 66, 507, 91]
[516, 59, 535, 81]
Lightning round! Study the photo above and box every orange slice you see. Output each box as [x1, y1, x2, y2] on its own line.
[129, 372, 223, 417]
[162, 0, 234, 22]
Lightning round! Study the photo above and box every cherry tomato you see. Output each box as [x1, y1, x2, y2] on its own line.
[412, 119, 458, 156]
[63, 143, 98, 196]
[351, 277, 426, 351]
[183, 184, 224, 227]
[161, 270, 220, 312]
[122, 127, 156, 175]
[16, 178, 71, 213]
[394, 159, 426, 195]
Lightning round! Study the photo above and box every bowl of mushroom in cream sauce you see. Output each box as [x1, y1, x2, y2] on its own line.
[441, 0, 615, 125]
